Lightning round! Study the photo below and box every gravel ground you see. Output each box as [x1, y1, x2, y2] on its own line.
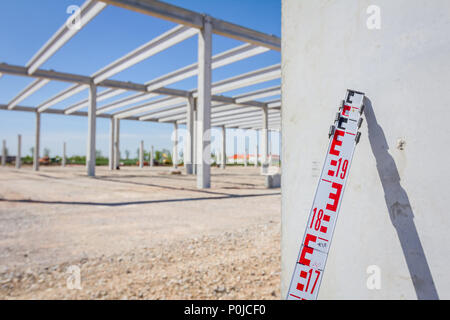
[0, 165, 280, 299]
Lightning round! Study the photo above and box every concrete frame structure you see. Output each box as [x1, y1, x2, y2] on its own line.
[0, 0, 281, 189]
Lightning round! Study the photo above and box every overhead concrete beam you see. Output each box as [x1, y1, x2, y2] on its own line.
[99, 0, 281, 51]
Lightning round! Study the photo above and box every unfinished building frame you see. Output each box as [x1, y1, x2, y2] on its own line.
[0, 0, 281, 189]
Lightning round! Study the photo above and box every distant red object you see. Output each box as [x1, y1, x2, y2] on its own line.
[39, 156, 50, 165]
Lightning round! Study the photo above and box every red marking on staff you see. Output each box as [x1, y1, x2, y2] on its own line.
[318, 237, 328, 242]
[300, 271, 307, 279]
[326, 182, 343, 212]
[320, 226, 328, 233]
[327, 170, 335, 176]
[299, 234, 317, 266]
[290, 294, 301, 299]
[323, 215, 330, 222]
[322, 179, 332, 183]
[330, 130, 345, 156]
[342, 105, 351, 116]
[346, 132, 356, 136]
[330, 159, 337, 166]
[296, 283, 304, 291]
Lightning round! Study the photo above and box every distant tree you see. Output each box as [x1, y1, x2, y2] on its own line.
[125, 150, 130, 160]
[43, 148, 50, 157]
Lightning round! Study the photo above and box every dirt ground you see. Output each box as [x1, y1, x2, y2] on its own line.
[0, 165, 280, 299]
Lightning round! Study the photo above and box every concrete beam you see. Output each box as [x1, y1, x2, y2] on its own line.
[98, 0, 281, 51]
[234, 85, 280, 104]
[27, 0, 107, 74]
[93, 25, 198, 84]
[115, 96, 185, 119]
[65, 88, 126, 114]
[146, 43, 268, 92]
[8, 78, 50, 110]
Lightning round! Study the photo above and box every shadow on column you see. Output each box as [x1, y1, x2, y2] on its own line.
[364, 97, 439, 300]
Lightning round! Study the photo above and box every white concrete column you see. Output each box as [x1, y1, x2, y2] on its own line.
[244, 136, 249, 167]
[114, 118, 120, 169]
[86, 83, 96, 177]
[33, 112, 40, 171]
[16, 135, 21, 169]
[268, 130, 273, 165]
[2, 140, 6, 167]
[254, 130, 259, 167]
[221, 125, 226, 169]
[278, 130, 281, 167]
[139, 140, 144, 168]
[261, 107, 269, 165]
[150, 145, 154, 167]
[62, 142, 66, 167]
[233, 135, 237, 165]
[193, 109, 197, 175]
[197, 16, 212, 188]
[185, 95, 195, 174]
[172, 122, 178, 168]
[109, 118, 115, 170]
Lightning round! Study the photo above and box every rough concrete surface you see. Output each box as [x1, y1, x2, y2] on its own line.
[0, 165, 280, 299]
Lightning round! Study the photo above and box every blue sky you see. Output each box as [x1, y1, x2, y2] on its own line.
[0, 0, 280, 158]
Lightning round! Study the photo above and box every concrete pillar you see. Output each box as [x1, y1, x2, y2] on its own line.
[278, 130, 281, 167]
[185, 95, 195, 174]
[86, 83, 96, 177]
[62, 142, 66, 167]
[1, 140, 6, 167]
[150, 145, 154, 167]
[261, 107, 268, 165]
[16, 135, 21, 169]
[193, 109, 197, 175]
[221, 125, 226, 169]
[254, 130, 259, 167]
[233, 135, 237, 165]
[196, 16, 212, 188]
[114, 118, 120, 169]
[172, 122, 178, 168]
[244, 136, 249, 167]
[109, 118, 115, 170]
[33, 112, 40, 171]
[139, 140, 144, 168]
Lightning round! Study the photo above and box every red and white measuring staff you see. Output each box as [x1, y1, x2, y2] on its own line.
[287, 89, 365, 300]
